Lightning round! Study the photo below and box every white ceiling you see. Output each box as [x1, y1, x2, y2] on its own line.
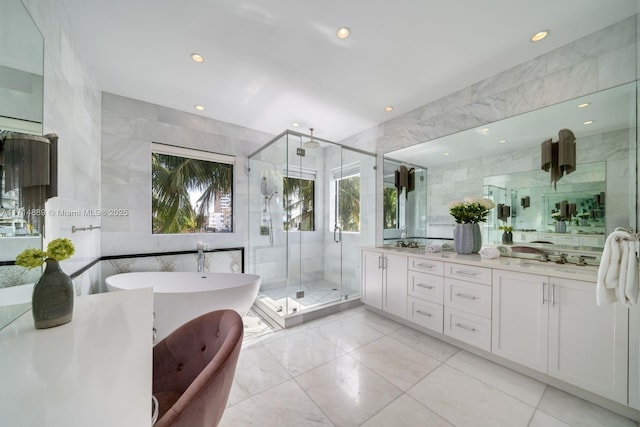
[58, 0, 639, 142]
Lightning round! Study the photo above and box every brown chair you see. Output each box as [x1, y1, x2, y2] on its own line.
[153, 309, 243, 427]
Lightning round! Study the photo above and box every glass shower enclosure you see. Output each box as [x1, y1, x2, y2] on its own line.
[248, 130, 376, 325]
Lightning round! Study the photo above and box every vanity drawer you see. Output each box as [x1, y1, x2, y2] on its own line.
[408, 270, 444, 303]
[444, 307, 491, 352]
[444, 263, 491, 286]
[444, 278, 491, 318]
[408, 257, 444, 275]
[556, 235, 580, 246]
[408, 297, 443, 333]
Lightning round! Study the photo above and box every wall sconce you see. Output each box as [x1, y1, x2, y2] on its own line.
[497, 204, 511, 222]
[0, 131, 58, 235]
[520, 196, 530, 209]
[394, 165, 415, 199]
[541, 128, 576, 189]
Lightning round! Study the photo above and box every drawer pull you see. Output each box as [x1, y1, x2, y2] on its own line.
[454, 269, 480, 276]
[416, 263, 435, 269]
[416, 283, 435, 290]
[454, 292, 478, 300]
[416, 310, 433, 317]
[454, 323, 477, 332]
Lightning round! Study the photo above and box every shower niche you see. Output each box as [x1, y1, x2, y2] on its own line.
[248, 130, 376, 326]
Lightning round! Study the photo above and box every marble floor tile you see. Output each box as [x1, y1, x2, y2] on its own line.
[349, 309, 405, 335]
[295, 354, 402, 427]
[445, 350, 547, 406]
[219, 380, 334, 427]
[350, 336, 441, 390]
[227, 344, 292, 405]
[312, 316, 386, 352]
[263, 327, 345, 376]
[360, 394, 453, 427]
[528, 410, 572, 427]
[408, 364, 535, 427]
[391, 326, 459, 362]
[537, 387, 638, 427]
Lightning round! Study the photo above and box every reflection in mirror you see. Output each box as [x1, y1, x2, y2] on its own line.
[483, 162, 606, 248]
[382, 158, 428, 246]
[0, 0, 45, 328]
[384, 82, 636, 254]
[0, 0, 44, 134]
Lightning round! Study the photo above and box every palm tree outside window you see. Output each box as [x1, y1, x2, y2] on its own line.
[151, 143, 234, 234]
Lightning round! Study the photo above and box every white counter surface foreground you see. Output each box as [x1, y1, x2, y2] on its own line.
[0, 288, 153, 427]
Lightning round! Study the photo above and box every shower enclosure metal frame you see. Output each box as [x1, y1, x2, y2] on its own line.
[248, 130, 376, 326]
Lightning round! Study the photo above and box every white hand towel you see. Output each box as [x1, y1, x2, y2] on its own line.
[479, 246, 500, 259]
[425, 244, 442, 253]
[597, 230, 631, 305]
[617, 240, 629, 304]
[625, 240, 639, 305]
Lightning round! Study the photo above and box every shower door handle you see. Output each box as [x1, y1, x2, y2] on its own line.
[334, 225, 342, 243]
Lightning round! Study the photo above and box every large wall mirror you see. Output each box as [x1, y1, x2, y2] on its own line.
[0, 0, 45, 329]
[384, 81, 637, 253]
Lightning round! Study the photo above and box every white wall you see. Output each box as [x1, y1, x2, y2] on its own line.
[100, 93, 273, 258]
[340, 16, 638, 245]
[22, 0, 102, 295]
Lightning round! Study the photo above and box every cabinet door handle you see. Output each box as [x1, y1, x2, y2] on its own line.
[416, 310, 433, 317]
[551, 284, 556, 306]
[417, 283, 435, 290]
[454, 323, 477, 332]
[416, 263, 435, 269]
[540, 282, 547, 305]
[454, 269, 480, 277]
[378, 255, 382, 269]
[455, 292, 478, 300]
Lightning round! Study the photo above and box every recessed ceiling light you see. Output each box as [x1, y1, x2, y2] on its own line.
[583, 120, 594, 125]
[578, 102, 590, 109]
[191, 53, 204, 63]
[499, 139, 507, 144]
[384, 106, 393, 112]
[194, 105, 205, 111]
[336, 26, 351, 39]
[443, 152, 449, 156]
[530, 30, 550, 42]
[292, 122, 299, 127]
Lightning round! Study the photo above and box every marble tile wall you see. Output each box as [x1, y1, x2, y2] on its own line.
[21, 0, 102, 293]
[339, 16, 638, 245]
[100, 93, 274, 261]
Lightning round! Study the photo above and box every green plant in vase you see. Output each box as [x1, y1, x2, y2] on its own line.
[16, 238, 75, 329]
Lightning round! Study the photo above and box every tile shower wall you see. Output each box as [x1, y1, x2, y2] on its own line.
[21, 0, 102, 295]
[100, 93, 273, 259]
[339, 16, 638, 245]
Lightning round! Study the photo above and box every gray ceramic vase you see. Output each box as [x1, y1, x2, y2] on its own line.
[454, 223, 482, 254]
[32, 259, 74, 329]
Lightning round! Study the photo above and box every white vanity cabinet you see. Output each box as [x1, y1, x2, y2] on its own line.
[491, 270, 549, 373]
[548, 277, 628, 405]
[492, 269, 629, 404]
[407, 257, 444, 333]
[443, 263, 492, 351]
[361, 250, 407, 319]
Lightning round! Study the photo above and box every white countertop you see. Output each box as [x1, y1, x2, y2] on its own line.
[0, 287, 154, 427]
[369, 246, 598, 282]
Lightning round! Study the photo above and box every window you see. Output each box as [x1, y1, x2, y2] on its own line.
[332, 163, 361, 233]
[151, 143, 234, 234]
[282, 176, 315, 231]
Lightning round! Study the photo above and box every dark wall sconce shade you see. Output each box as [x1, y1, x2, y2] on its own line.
[520, 196, 530, 209]
[541, 128, 576, 189]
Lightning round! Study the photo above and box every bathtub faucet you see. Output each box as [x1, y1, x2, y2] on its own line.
[196, 242, 208, 272]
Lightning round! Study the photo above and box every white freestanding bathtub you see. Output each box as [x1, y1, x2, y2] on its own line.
[105, 272, 261, 341]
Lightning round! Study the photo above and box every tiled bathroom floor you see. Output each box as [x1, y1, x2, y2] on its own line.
[223, 305, 638, 427]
